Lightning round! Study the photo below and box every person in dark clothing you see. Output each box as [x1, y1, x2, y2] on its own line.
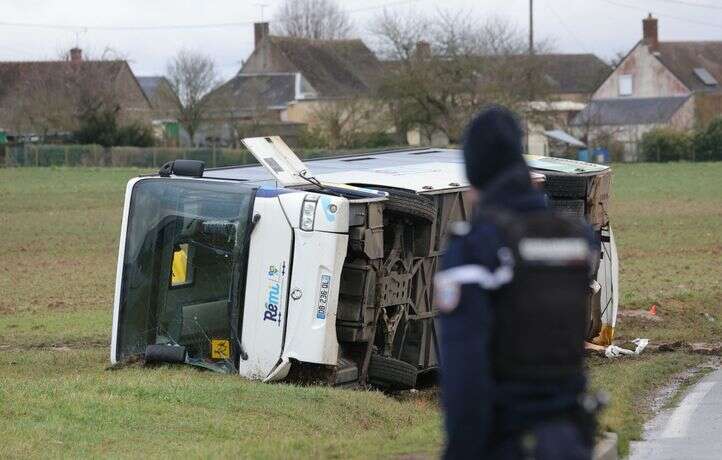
[435, 106, 600, 460]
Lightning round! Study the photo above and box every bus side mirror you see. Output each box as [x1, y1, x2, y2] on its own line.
[159, 160, 205, 178]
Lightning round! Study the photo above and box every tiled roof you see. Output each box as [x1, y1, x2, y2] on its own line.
[571, 96, 690, 126]
[136, 76, 165, 99]
[0, 60, 126, 105]
[205, 73, 296, 115]
[655, 41, 722, 92]
[380, 53, 610, 96]
[267, 36, 382, 97]
[539, 54, 611, 94]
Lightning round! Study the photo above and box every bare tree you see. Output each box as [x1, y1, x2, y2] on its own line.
[608, 50, 628, 69]
[308, 97, 373, 149]
[273, 0, 352, 40]
[372, 10, 552, 144]
[166, 50, 219, 146]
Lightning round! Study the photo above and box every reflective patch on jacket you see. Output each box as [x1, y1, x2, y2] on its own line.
[434, 247, 515, 313]
[518, 237, 590, 264]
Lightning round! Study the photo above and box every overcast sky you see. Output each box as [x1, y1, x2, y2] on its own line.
[2, 0, 722, 79]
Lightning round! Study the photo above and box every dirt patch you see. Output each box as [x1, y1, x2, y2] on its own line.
[645, 359, 720, 414]
[47, 300, 68, 310]
[105, 354, 144, 371]
[689, 342, 722, 355]
[640, 341, 722, 356]
[0, 339, 108, 351]
[618, 309, 662, 322]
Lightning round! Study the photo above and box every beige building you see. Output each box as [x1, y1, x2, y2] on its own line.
[572, 15, 722, 160]
[203, 22, 384, 147]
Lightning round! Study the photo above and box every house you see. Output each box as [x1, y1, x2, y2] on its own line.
[524, 53, 610, 155]
[0, 48, 153, 142]
[239, 23, 382, 122]
[572, 15, 722, 160]
[202, 22, 384, 146]
[136, 76, 182, 145]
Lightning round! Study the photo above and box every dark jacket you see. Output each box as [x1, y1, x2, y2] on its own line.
[438, 164, 598, 459]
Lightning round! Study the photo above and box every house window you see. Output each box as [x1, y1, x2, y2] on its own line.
[619, 74, 633, 96]
[694, 67, 718, 86]
[295, 73, 317, 100]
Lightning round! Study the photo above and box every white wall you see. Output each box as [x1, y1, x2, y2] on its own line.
[594, 44, 690, 99]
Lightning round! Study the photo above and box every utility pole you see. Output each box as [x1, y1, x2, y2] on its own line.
[529, 0, 534, 55]
[255, 3, 269, 21]
[527, 0, 535, 154]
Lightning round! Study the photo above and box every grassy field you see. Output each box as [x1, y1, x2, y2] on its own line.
[1, 163, 721, 458]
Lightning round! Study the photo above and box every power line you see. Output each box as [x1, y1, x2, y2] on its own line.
[652, 0, 722, 10]
[544, 0, 591, 53]
[0, 0, 423, 32]
[598, 0, 722, 31]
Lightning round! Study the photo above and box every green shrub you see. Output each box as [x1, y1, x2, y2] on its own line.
[75, 110, 119, 147]
[297, 127, 398, 150]
[349, 131, 397, 149]
[693, 117, 722, 162]
[75, 110, 154, 147]
[115, 122, 154, 147]
[297, 127, 327, 149]
[639, 129, 692, 162]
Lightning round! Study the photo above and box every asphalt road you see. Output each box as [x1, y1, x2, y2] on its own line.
[629, 368, 722, 460]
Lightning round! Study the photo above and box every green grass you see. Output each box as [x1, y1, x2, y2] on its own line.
[609, 163, 722, 343]
[0, 349, 440, 459]
[1, 163, 721, 457]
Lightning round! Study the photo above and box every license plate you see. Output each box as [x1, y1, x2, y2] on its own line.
[317, 274, 331, 319]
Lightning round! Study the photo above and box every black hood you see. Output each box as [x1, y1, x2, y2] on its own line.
[463, 106, 526, 190]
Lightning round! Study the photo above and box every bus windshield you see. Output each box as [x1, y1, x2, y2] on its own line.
[115, 178, 255, 372]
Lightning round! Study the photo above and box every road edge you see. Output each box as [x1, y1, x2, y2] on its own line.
[594, 432, 618, 460]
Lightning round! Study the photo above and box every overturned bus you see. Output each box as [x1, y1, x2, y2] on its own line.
[111, 137, 618, 389]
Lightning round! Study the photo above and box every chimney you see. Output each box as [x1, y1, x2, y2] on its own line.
[254, 22, 270, 48]
[643, 14, 658, 51]
[414, 40, 431, 60]
[70, 47, 82, 63]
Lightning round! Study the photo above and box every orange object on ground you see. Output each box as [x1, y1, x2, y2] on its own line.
[591, 324, 615, 346]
